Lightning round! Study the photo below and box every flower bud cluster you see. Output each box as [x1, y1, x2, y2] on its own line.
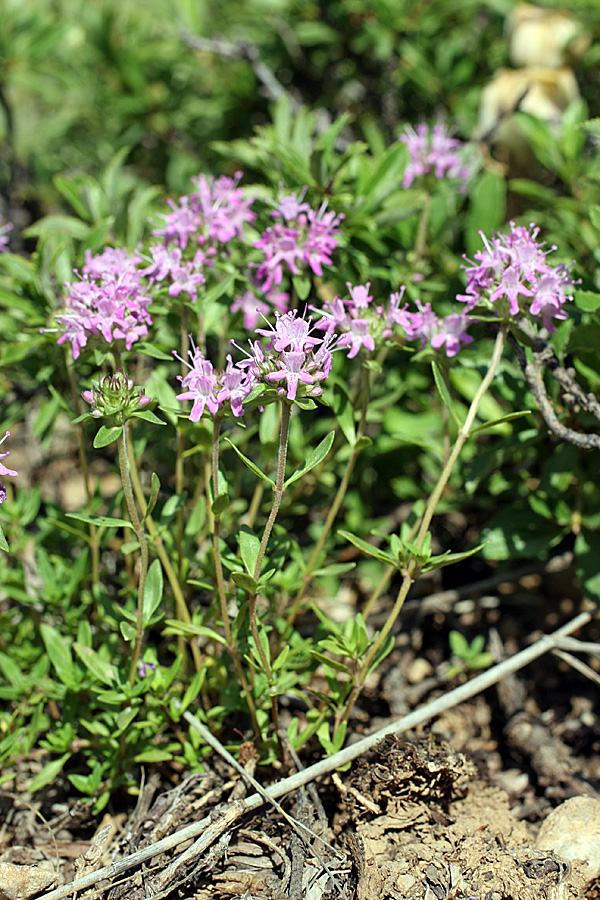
[82, 371, 151, 423]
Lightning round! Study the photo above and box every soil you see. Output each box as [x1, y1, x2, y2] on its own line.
[1, 557, 600, 900]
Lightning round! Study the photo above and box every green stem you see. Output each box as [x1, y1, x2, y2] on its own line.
[252, 401, 292, 583]
[117, 426, 149, 686]
[125, 432, 204, 674]
[66, 359, 100, 590]
[248, 401, 292, 736]
[282, 365, 373, 640]
[414, 192, 431, 266]
[338, 325, 508, 730]
[210, 415, 261, 738]
[176, 308, 189, 585]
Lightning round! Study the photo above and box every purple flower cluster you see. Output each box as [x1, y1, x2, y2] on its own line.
[0, 431, 17, 504]
[57, 248, 152, 359]
[398, 122, 471, 189]
[146, 172, 256, 304]
[230, 284, 289, 330]
[395, 300, 474, 358]
[460, 222, 576, 331]
[314, 281, 476, 359]
[175, 341, 256, 421]
[152, 172, 256, 250]
[175, 310, 339, 420]
[251, 189, 344, 292]
[0, 215, 13, 253]
[141, 245, 211, 303]
[315, 282, 416, 359]
[250, 309, 338, 401]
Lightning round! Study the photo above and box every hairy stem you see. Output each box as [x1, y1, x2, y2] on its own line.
[282, 367, 372, 640]
[338, 325, 508, 730]
[66, 359, 100, 589]
[125, 433, 204, 674]
[118, 427, 149, 686]
[210, 415, 261, 738]
[248, 401, 292, 735]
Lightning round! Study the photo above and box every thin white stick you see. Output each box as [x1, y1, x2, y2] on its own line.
[38, 608, 592, 900]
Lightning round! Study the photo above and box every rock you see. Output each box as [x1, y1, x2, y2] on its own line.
[535, 796, 600, 880]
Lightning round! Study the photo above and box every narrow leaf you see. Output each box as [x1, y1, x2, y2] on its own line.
[66, 512, 134, 529]
[468, 410, 531, 436]
[73, 643, 117, 685]
[337, 529, 398, 566]
[431, 361, 462, 428]
[283, 431, 335, 489]
[141, 472, 161, 526]
[29, 754, 72, 793]
[223, 438, 275, 486]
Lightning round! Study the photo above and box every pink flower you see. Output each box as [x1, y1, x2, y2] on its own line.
[174, 341, 255, 421]
[0, 431, 17, 504]
[460, 222, 576, 328]
[56, 265, 152, 359]
[0, 215, 13, 253]
[398, 122, 471, 190]
[252, 191, 343, 291]
[235, 309, 340, 403]
[397, 301, 474, 358]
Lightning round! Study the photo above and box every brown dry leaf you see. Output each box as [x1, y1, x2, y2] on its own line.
[0, 861, 56, 900]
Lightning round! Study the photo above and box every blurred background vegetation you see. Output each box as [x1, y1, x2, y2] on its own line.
[2, 0, 599, 222]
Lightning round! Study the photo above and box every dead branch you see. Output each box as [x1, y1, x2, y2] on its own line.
[510, 321, 600, 449]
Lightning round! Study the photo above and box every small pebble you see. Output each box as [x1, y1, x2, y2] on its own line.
[407, 657, 433, 684]
[535, 796, 600, 880]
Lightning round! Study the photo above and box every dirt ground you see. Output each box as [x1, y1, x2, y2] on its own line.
[1, 556, 600, 900]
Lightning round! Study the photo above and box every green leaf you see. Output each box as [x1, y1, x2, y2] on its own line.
[272, 645, 290, 671]
[232, 572, 259, 594]
[162, 621, 227, 646]
[116, 706, 139, 732]
[211, 492, 229, 516]
[337, 529, 397, 566]
[73, 643, 118, 685]
[133, 748, 173, 763]
[465, 169, 506, 257]
[141, 472, 160, 526]
[66, 512, 134, 529]
[431, 361, 462, 428]
[131, 409, 165, 425]
[283, 431, 335, 489]
[223, 438, 275, 486]
[238, 526, 261, 578]
[422, 540, 489, 573]
[0, 525, 8, 553]
[574, 290, 600, 312]
[93, 425, 123, 448]
[309, 650, 351, 673]
[29, 754, 72, 793]
[468, 410, 531, 436]
[40, 624, 76, 688]
[120, 621, 137, 642]
[143, 559, 163, 626]
[179, 670, 206, 714]
[449, 630, 469, 657]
